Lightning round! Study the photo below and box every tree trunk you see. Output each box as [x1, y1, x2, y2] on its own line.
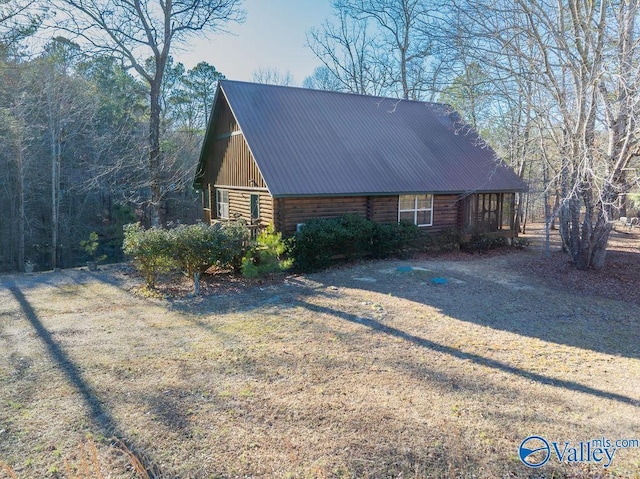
[575, 220, 611, 270]
[543, 156, 550, 257]
[590, 228, 611, 269]
[16, 134, 25, 271]
[149, 81, 162, 227]
[49, 99, 60, 270]
[193, 271, 200, 296]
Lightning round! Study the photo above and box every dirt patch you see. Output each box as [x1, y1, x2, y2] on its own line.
[517, 222, 640, 306]
[1, 224, 639, 478]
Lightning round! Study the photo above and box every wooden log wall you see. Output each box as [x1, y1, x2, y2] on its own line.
[276, 196, 368, 235]
[227, 189, 273, 227]
[370, 196, 398, 223]
[431, 195, 460, 231]
[274, 194, 462, 235]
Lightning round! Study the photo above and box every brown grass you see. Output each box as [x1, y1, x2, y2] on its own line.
[1, 224, 639, 478]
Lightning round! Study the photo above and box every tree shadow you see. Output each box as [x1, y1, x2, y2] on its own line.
[6, 282, 160, 476]
[314, 258, 640, 361]
[294, 299, 639, 407]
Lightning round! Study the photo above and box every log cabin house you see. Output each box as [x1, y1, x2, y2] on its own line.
[193, 80, 526, 237]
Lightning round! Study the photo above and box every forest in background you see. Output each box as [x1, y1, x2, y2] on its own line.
[1, 0, 640, 272]
[0, 40, 221, 270]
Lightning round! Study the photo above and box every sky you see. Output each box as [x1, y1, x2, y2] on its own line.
[179, 0, 335, 85]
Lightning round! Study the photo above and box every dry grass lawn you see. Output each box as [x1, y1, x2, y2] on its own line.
[1, 224, 639, 478]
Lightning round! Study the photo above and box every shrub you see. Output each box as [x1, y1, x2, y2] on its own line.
[371, 221, 420, 258]
[461, 233, 508, 253]
[80, 231, 107, 263]
[123, 221, 250, 291]
[241, 225, 292, 278]
[169, 221, 250, 294]
[513, 237, 530, 249]
[431, 228, 463, 252]
[219, 220, 251, 271]
[122, 223, 175, 287]
[290, 215, 421, 272]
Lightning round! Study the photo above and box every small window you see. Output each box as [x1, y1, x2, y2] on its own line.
[250, 194, 260, 221]
[216, 189, 229, 219]
[398, 194, 433, 227]
[203, 185, 211, 210]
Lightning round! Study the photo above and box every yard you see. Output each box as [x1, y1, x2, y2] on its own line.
[1, 224, 639, 478]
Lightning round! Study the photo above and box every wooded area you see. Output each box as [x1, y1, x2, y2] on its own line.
[1, 0, 639, 272]
[0, 0, 239, 271]
[306, 0, 640, 269]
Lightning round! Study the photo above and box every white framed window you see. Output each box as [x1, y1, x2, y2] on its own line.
[216, 189, 229, 219]
[398, 194, 433, 226]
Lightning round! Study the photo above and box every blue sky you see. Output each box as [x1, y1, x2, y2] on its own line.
[180, 0, 334, 85]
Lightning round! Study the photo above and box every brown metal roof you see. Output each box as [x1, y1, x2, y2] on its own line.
[195, 80, 526, 196]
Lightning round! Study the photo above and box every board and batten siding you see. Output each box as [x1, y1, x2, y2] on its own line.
[204, 95, 267, 190]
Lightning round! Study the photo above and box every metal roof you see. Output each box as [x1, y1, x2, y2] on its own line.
[196, 80, 526, 196]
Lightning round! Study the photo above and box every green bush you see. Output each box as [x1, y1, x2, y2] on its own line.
[169, 221, 249, 293]
[219, 220, 251, 271]
[169, 222, 244, 278]
[461, 233, 508, 253]
[430, 228, 463, 252]
[290, 215, 421, 272]
[122, 223, 175, 287]
[123, 221, 250, 290]
[371, 221, 420, 258]
[513, 237, 530, 249]
[241, 225, 292, 278]
[290, 216, 351, 271]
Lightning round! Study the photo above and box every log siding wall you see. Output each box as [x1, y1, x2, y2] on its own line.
[226, 189, 273, 227]
[274, 194, 462, 235]
[276, 196, 369, 235]
[431, 195, 460, 232]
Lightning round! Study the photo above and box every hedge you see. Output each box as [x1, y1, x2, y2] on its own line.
[289, 215, 421, 272]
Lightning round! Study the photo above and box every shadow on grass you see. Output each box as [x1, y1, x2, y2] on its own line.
[6, 282, 161, 477]
[296, 300, 639, 408]
[320, 257, 640, 361]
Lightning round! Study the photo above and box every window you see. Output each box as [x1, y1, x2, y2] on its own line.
[398, 194, 433, 226]
[216, 189, 229, 219]
[250, 194, 260, 223]
[202, 185, 211, 210]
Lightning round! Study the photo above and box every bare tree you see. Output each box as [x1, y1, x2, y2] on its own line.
[452, 0, 640, 269]
[0, 55, 28, 270]
[307, 8, 388, 95]
[252, 66, 294, 86]
[302, 65, 344, 91]
[53, 0, 244, 226]
[0, 0, 41, 46]
[337, 0, 435, 99]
